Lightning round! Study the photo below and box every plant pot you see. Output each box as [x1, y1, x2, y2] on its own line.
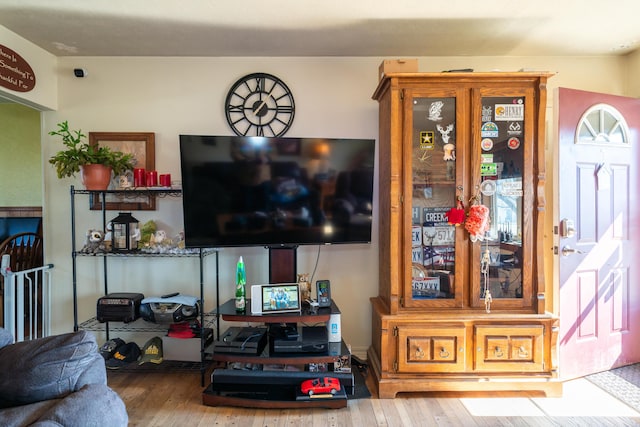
[80, 164, 113, 190]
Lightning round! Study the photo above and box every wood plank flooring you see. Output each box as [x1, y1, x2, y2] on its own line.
[107, 368, 640, 426]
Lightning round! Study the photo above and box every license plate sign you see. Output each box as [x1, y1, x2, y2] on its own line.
[412, 277, 440, 298]
[423, 225, 455, 246]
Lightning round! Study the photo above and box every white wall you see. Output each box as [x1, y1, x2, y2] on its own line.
[625, 49, 640, 97]
[43, 57, 381, 355]
[40, 55, 628, 356]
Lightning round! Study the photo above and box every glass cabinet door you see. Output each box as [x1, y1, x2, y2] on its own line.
[407, 92, 462, 307]
[473, 92, 533, 309]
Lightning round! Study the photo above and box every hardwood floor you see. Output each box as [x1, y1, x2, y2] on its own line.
[107, 368, 640, 426]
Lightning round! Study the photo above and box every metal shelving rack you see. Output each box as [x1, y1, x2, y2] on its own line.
[69, 185, 220, 384]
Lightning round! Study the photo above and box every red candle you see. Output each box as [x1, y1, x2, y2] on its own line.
[159, 174, 171, 187]
[133, 168, 146, 187]
[146, 170, 158, 187]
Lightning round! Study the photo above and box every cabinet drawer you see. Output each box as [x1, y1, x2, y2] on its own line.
[474, 325, 544, 372]
[396, 325, 466, 373]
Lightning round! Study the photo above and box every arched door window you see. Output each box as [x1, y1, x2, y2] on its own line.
[575, 103, 630, 146]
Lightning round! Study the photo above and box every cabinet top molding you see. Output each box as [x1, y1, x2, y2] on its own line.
[373, 71, 555, 100]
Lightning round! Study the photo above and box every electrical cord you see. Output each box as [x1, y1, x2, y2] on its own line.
[309, 244, 322, 284]
[240, 333, 263, 350]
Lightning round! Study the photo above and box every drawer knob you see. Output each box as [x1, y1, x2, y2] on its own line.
[495, 346, 504, 358]
[415, 346, 425, 359]
[439, 347, 450, 358]
[518, 346, 529, 358]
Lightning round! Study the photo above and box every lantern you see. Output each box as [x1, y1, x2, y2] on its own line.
[110, 212, 139, 252]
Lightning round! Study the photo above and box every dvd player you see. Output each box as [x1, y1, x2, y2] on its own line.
[272, 326, 328, 353]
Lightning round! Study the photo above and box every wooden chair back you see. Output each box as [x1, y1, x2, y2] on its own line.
[0, 232, 43, 272]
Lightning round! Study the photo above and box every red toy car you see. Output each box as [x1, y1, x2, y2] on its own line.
[300, 377, 341, 396]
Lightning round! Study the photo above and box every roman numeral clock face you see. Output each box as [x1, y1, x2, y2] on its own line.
[224, 73, 295, 137]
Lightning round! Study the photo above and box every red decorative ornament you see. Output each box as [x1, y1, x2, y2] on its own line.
[445, 199, 465, 226]
[465, 203, 490, 240]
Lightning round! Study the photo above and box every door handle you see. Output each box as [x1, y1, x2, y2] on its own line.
[561, 246, 584, 257]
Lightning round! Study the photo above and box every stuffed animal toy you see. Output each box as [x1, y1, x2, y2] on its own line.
[465, 203, 490, 242]
[80, 229, 107, 254]
[445, 199, 465, 226]
[152, 230, 168, 245]
[175, 231, 185, 249]
[297, 273, 311, 302]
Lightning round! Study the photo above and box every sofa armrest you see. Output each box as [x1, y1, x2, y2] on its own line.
[0, 331, 106, 408]
[37, 383, 128, 427]
[0, 384, 128, 427]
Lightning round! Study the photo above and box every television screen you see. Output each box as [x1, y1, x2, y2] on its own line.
[179, 135, 375, 248]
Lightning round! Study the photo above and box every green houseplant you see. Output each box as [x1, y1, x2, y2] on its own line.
[49, 121, 135, 190]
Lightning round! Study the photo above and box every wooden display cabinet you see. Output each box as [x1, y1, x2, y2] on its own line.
[369, 72, 561, 398]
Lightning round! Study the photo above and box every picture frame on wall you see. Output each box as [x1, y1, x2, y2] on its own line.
[88, 132, 156, 210]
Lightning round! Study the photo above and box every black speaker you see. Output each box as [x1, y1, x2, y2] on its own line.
[96, 293, 144, 323]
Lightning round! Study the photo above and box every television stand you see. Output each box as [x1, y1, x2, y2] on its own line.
[202, 299, 352, 409]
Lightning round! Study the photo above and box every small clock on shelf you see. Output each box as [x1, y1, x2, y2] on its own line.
[224, 72, 295, 137]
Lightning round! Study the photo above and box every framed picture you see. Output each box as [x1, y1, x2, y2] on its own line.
[88, 132, 156, 210]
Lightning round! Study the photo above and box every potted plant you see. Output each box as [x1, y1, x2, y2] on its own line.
[49, 121, 135, 190]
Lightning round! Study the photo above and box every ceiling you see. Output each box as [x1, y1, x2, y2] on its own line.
[0, 0, 639, 57]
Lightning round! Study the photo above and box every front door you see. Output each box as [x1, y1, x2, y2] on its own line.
[557, 87, 640, 380]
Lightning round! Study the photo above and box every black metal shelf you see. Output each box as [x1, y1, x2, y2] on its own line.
[74, 248, 219, 257]
[69, 185, 221, 386]
[78, 311, 218, 333]
[72, 187, 183, 197]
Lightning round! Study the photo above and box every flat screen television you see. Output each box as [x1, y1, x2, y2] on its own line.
[179, 135, 375, 248]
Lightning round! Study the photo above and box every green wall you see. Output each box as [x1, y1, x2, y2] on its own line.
[0, 103, 42, 206]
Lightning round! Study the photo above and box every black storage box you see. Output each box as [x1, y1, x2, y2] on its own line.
[97, 292, 144, 323]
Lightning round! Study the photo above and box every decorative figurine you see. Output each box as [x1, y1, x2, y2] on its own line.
[139, 220, 157, 247]
[437, 123, 456, 161]
[437, 123, 454, 144]
[428, 101, 444, 121]
[445, 198, 465, 226]
[443, 143, 456, 161]
[484, 289, 493, 313]
[80, 229, 107, 254]
[481, 248, 492, 313]
[465, 203, 490, 242]
[297, 273, 311, 303]
[153, 230, 168, 245]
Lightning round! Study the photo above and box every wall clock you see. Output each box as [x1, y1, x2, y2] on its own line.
[224, 73, 295, 137]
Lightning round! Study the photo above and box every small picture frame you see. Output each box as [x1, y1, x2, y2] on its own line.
[88, 132, 156, 210]
[316, 280, 331, 307]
